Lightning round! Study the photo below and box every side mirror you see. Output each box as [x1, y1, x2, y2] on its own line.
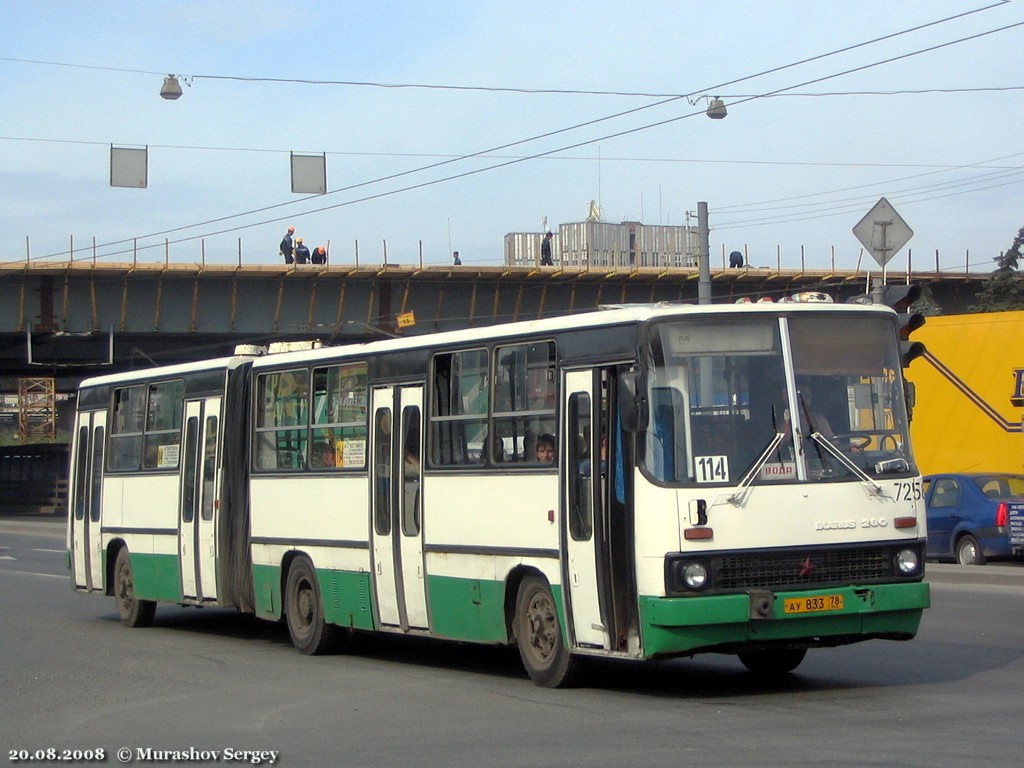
[617, 371, 648, 432]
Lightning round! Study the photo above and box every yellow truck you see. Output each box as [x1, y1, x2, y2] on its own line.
[908, 310, 1024, 475]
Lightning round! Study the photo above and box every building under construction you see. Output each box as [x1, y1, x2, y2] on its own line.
[504, 203, 698, 269]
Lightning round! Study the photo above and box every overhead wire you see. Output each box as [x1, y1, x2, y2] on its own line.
[4, 55, 1018, 99]
[710, 150, 1024, 229]
[87, 16, 1022, 260]
[714, 175, 1024, 231]
[716, 162, 1024, 218]
[25, 13, 1015, 259]
[14, 2, 1019, 262]
[1, 1, 1012, 98]
[2, 134, 1021, 174]
[715, 152, 1024, 212]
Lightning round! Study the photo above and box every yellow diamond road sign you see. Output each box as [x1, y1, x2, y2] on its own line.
[852, 197, 913, 268]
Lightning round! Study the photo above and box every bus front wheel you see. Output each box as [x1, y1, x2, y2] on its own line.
[113, 548, 156, 628]
[738, 648, 807, 676]
[514, 576, 579, 688]
[284, 556, 339, 655]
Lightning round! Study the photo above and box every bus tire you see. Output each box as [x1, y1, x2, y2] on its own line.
[738, 648, 807, 676]
[514, 576, 579, 688]
[284, 556, 338, 655]
[113, 548, 156, 628]
[955, 535, 986, 565]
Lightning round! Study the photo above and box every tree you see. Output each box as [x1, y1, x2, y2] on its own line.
[971, 226, 1024, 312]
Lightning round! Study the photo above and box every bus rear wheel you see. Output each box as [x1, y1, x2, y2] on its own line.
[515, 576, 579, 688]
[738, 648, 807, 676]
[285, 556, 339, 655]
[113, 548, 156, 628]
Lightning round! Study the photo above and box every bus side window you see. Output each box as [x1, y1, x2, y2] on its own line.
[254, 370, 310, 471]
[493, 341, 556, 466]
[402, 406, 421, 536]
[374, 409, 392, 535]
[430, 349, 488, 467]
[311, 362, 367, 470]
[109, 385, 144, 471]
[568, 393, 592, 540]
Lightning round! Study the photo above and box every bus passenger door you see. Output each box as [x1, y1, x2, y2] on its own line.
[70, 410, 106, 592]
[562, 370, 610, 649]
[179, 397, 221, 601]
[370, 385, 428, 631]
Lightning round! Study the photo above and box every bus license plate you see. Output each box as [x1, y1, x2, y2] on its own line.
[783, 594, 844, 614]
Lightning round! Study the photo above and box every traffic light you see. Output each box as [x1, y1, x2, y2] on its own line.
[845, 282, 926, 367]
[882, 284, 926, 367]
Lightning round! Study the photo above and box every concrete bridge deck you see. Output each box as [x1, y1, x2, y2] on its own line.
[0, 259, 982, 388]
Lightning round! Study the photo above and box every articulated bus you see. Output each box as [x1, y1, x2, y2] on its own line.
[67, 303, 930, 687]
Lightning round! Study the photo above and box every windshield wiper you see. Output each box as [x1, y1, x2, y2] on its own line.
[808, 432, 885, 496]
[724, 433, 785, 507]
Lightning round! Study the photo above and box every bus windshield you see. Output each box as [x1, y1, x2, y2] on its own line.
[642, 313, 915, 486]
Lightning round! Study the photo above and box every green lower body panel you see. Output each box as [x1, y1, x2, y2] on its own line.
[252, 563, 375, 631]
[426, 575, 564, 645]
[252, 563, 283, 620]
[319, 569, 375, 631]
[129, 553, 182, 603]
[426, 575, 507, 643]
[639, 581, 930, 658]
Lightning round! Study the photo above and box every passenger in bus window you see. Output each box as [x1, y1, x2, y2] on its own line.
[404, 448, 419, 475]
[536, 433, 555, 464]
[578, 433, 607, 477]
[313, 442, 335, 469]
[404, 430, 420, 477]
[480, 432, 505, 463]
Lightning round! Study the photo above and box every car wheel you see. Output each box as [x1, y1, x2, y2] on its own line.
[955, 534, 986, 566]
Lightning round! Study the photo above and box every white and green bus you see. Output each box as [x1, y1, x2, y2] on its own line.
[67, 302, 929, 686]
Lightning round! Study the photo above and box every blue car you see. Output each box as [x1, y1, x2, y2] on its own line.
[924, 473, 1024, 565]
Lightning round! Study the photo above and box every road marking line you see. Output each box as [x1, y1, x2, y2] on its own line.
[0, 570, 67, 580]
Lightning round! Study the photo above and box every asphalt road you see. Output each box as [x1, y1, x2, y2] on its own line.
[2, 518, 1023, 768]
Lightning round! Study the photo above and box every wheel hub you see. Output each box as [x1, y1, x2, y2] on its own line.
[526, 594, 557, 660]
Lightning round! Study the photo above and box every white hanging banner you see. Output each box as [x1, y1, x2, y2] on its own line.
[110, 145, 148, 189]
[290, 152, 327, 194]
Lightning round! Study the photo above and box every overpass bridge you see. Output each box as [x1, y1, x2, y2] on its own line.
[1, 257, 982, 392]
[0, 255, 984, 513]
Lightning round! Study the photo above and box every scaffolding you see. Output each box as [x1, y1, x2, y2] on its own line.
[505, 221, 698, 268]
[17, 377, 57, 442]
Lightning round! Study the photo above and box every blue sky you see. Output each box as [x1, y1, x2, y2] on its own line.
[2, 1, 1021, 272]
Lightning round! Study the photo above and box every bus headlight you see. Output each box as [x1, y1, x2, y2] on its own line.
[665, 556, 712, 593]
[895, 548, 920, 576]
[682, 562, 709, 590]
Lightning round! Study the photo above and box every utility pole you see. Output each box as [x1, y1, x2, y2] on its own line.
[697, 201, 711, 305]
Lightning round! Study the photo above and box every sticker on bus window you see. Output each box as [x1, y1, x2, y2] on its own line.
[339, 439, 366, 468]
[157, 444, 179, 469]
[760, 462, 796, 481]
[694, 455, 729, 483]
